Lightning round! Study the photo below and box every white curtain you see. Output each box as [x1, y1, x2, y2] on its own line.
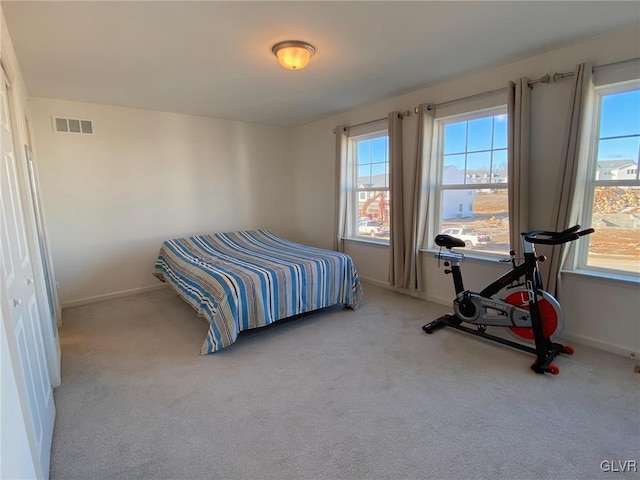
[388, 111, 406, 286]
[405, 104, 435, 290]
[334, 126, 349, 252]
[545, 63, 595, 295]
[507, 78, 531, 257]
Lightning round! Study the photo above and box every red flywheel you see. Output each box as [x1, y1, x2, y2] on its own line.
[503, 288, 564, 342]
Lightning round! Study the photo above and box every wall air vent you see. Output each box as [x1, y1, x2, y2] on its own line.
[52, 116, 93, 135]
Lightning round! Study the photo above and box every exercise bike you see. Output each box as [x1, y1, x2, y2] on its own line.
[422, 225, 594, 375]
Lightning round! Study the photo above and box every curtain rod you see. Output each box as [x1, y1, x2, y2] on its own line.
[595, 56, 640, 71]
[422, 87, 508, 112]
[552, 56, 640, 82]
[527, 73, 552, 86]
[420, 74, 552, 113]
[416, 57, 640, 114]
[333, 110, 410, 134]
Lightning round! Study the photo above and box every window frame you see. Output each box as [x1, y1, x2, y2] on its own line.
[347, 126, 390, 243]
[429, 105, 509, 257]
[576, 78, 640, 279]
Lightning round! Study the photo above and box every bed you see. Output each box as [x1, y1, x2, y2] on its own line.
[153, 229, 363, 354]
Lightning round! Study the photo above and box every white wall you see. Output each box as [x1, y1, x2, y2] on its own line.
[291, 25, 640, 357]
[31, 100, 294, 305]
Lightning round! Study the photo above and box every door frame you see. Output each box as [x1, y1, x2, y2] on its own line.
[1, 56, 60, 387]
[1, 46, 63, 476]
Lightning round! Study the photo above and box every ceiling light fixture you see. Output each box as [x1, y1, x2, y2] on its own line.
[272, 40, 316, 70]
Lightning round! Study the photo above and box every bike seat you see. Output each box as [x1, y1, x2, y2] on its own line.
[435, 234, 466, 249]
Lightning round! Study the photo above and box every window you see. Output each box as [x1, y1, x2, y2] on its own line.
[579, 81, 640, 276]
[349, 129, 390, 241]
[433, 106, 509, 254]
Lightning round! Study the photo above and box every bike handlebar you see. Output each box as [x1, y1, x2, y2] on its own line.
[523, 225, 594, 245]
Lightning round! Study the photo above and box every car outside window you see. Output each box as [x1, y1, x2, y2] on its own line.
[349, 130, 390, 242]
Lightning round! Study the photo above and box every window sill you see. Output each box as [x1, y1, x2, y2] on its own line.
[561, 268, 640, 286]
[419, 249, 640, 284]
[420, 248, 509, 264]
[344, 237, 389, 247]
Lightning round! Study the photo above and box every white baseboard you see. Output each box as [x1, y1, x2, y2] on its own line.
[61, 283, 169, 309]
[358, 276, 427, 301]
[358, 275, 390, 289]
[424, 294, 450, 307]
[559, 331, 640, 361]
[359, 275, 451, 305]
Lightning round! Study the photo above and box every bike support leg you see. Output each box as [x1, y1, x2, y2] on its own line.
[422, 314, 567, 373]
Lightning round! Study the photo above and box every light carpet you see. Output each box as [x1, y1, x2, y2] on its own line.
[50, 282, 639, 480]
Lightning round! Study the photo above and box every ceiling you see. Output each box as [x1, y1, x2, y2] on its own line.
[3, 1, 639, 127]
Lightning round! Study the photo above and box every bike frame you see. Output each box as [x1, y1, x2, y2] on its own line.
[447, 236, 541, 298]
[424, 225, 591, 374]
[479, 241, 541, 298]
[427, 234, 559, 372]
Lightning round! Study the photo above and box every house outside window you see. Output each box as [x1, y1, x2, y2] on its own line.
[579, 81, 640, 276]
[348, 128, 390, 241]
[432, 106, 509, 254]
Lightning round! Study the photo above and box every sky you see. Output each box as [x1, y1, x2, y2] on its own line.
[357, 136, 388, 186]
[599, 89, 640, 162]
[443, 114, 507, 176]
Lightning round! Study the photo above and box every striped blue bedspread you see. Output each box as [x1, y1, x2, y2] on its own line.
[153, 229, 363, 354]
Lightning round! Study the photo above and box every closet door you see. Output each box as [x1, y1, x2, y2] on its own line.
[1, 65, 55, 478]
